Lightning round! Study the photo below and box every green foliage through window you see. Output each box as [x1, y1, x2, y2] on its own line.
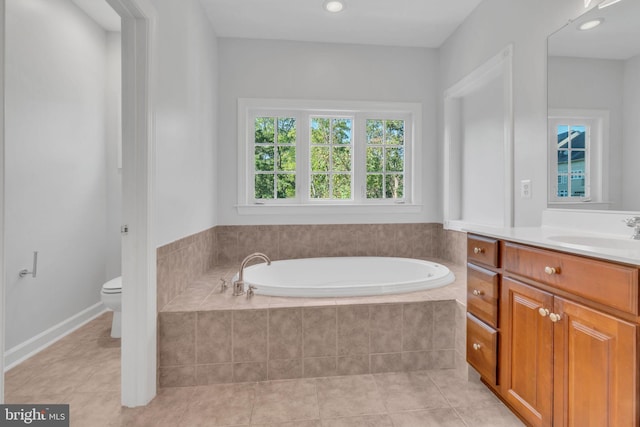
[365, 119, 405, 199]
[254, 117, 296, 200]
[310, 117, 353, 200]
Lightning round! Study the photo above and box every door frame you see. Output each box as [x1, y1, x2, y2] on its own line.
[443, 44, 514, 231]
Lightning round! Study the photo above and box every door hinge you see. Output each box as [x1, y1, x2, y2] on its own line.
[121, 225, 129, 235]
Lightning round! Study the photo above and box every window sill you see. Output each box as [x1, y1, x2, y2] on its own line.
[236, 203, 422, 216]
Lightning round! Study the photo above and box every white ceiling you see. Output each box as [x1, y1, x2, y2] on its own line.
[548, 0, 640, 60]
[200, 0, 483, 48]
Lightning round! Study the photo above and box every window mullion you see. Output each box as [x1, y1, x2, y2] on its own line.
[299, 112, 310, 203]
[354, 113, 366, 203]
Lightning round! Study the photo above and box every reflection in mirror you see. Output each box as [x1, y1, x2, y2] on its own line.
[547, 0, 640, 210]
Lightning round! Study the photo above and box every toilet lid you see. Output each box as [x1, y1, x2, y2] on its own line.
[102, 276, 122, 294]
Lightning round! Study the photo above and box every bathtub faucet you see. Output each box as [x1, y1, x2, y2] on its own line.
[233, 252, 271, 296]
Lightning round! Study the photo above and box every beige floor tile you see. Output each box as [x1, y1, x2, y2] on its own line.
[389, 408, 466, 427]
[427, 369, 499, 408]
[180, 383, 256, 426]
[253, 420, 322, 427]
[113, 387, 193, 427]
[3, 393, 70, 404]
[455, 404, 526, 426]
[251, 379, 319, 424]
[316, 375, 385, 418]
[373, 371, 449, 412]
[321, 414, 393, 427]
[67, 391, 125, 427]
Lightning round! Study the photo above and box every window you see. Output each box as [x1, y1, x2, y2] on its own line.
[554, 123, 588, 199]
[366, 119, 405, 199]
[310, 117, 353, 200]
[253, 117, 297, 200]
[548, 109, 608, 204]
[238, 99, 420, 213]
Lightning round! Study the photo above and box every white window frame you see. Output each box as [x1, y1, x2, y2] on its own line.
[237, 98, 422, 215]
[548, 109, 608, 205]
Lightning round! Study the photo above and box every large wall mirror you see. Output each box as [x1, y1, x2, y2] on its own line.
[547, 0, 640, 211]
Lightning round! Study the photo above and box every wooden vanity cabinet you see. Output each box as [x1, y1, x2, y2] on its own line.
[466, 234, 501, 388]
[467, 234, 640, 427]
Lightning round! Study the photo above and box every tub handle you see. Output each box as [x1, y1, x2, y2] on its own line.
[219, 279, 228, 293]
[247, 285, 257, 298]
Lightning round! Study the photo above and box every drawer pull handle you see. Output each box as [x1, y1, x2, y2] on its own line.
[473, 247, 485, 254]
[472, 343, 482, 351]
[549, 313, 562, 323]
[472, 289, 483, 297]
[539, 308, 550, 317]
[544, 266, 559, 275]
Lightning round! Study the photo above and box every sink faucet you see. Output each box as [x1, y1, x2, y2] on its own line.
[233, 252, 271, 296]
[624, 217, 640, 240]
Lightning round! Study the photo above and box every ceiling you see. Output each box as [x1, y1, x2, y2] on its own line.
[200, 0, 483, 48]
[548, 0, 640, 60]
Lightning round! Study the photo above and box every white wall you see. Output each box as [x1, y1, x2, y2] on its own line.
[460, 76, 505, 226]
[622, 54, 640, 210]
[5, 0, 112, 349]
[548, 56, 624, 208]
[106, 31, 122, 280]
[217, 38, 439, 225]
[439, 0, 586, 226]
[151, 0, 218, 246]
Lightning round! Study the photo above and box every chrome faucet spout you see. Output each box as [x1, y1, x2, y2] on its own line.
[233, 252, 271, 296]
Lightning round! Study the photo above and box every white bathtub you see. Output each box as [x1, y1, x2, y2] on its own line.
[237, 257, 455, 298]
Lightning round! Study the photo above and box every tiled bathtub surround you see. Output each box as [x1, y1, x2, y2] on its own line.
[158, 262, 467, 387]
[157, 228, 216, 310]
[215, 223, 443, 264]
[156, 223, 468, 311]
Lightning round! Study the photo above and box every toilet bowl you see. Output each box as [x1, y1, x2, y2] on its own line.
[101, 276, 122, 338]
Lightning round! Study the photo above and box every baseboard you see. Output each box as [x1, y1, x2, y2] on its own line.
[4, 302, 108, 371]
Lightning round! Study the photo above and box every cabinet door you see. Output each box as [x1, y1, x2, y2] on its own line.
[553, 297, 638, 427]
[501, 278, 554, 427]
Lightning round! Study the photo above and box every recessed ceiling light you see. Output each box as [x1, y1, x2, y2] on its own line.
[323, 0, 345, 13]
[578, 18, 604, 30]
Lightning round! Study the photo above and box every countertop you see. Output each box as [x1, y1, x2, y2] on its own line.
[465, 225, 640, 266]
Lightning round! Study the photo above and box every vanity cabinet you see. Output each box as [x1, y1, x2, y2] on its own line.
[467, 234, 640, 427]
[466, 235, 501, 387]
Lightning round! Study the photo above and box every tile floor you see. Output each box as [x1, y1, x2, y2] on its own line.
[4, 313, 524, 426]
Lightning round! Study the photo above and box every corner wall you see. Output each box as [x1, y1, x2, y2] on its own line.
[4, 0, 111, 350]
[438, 0, 587, 226]
[152, 0, 218, 246]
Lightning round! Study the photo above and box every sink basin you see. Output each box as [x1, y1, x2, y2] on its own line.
[547, 235, 640, 251]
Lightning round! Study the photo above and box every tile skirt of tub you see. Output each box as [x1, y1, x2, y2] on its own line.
[159, 296, 467, 387]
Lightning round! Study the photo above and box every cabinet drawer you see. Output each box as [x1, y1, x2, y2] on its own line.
[504, 242, 640, 315]
[466, 313, 498, 385]
[467, 235, 499, 267]
[467, 263, 499, 328]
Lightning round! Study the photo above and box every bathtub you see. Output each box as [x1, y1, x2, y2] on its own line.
[237, 257, 455, 297]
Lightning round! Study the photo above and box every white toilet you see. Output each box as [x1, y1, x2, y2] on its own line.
[101, 276, 122, 338]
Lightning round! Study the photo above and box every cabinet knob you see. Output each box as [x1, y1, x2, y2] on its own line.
[472, 289, 483, 297]
[473, 247, 485, 255]
[544, 266, 559, 275]
[539, 308, 550, 317]
[549, 313, 562, 323]
[472, 343, 482, 351]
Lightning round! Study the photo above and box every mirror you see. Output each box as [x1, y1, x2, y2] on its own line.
[547, 0, 640, 210]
